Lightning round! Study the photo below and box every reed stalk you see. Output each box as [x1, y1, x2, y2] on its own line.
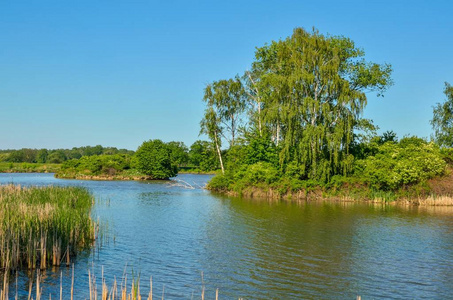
[2, 266, 223, 300]
[0, 185, 95, 272]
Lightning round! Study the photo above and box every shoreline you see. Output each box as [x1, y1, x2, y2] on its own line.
[4, 170, 453, 206]
[55, 173, 157, 181]
[214, 186, 453, 206]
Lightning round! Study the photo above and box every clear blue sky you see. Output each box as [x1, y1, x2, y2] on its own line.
[1, 0, 452, 150]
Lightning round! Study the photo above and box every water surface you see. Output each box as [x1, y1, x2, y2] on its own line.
[1, 173, 453, 299]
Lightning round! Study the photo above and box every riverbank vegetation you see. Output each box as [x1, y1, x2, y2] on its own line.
[0, 162, 61, 173]
[53, 139, 220, 180]
[0, 185, 95, 271]
[200, 27, 453, 203]
[1, 140, 220, 179]
[0, 146, 134, 164]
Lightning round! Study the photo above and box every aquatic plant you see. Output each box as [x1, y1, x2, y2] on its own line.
[0, 266, 221, 300]
[0, 185, 95, 271]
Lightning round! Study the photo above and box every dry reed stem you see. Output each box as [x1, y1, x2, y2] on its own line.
[148, 277, 152, 300]
[60, 271, 62, 300]
[2, 269, 217, 300]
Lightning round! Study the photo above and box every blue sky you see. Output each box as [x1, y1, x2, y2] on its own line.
[1, 0, 452, 150]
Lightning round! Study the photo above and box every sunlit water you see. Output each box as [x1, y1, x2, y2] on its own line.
[1, 173, 453, 299]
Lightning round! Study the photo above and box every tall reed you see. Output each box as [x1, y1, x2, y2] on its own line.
[1, 266, 220, 300]
[0, 185, 95, 271]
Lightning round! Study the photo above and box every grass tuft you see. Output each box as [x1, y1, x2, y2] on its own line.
[0, 185, 95, 271]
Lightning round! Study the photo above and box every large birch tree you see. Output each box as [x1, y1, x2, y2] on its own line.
[252, 28, 393, 181]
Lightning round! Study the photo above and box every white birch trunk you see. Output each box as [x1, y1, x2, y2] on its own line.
[214, 131, 225, 174]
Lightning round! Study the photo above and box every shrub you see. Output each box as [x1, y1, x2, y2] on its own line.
[61, 154, 131, 176]
[207, 174, 231, 191]
[135, 139, 178, 179]
[440, 147, 453, 165]
[356, 139, 446, 190]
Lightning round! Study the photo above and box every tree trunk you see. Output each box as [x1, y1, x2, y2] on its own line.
[214, 131, 225, 174]
[257, 102, 262, 136]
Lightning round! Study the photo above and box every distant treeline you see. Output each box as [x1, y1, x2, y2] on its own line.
[0, 146, 134, 164]
[0, 140, 220, 172]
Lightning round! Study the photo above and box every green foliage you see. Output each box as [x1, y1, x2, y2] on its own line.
[350, 130, 399, 162]
[250, 27, 392, 181]
[1, 146, 135, 164]
[36, 149, 48, 163]
[61, 154, 131, 175]
[0, 185, 95, 270]
[0, 162, 61, 173]
[47, 150, 67, 163]
[82, 145, 104, 156]
[6, 149, 37, 163]
[440, 147, 453, 165]
[431, 82, 453, 147]
[202, 77, 247, 147]
[189, 140, 219, 171]
[135, 139, 178, 179]
[167, 141, 189, 167]
[68, 148, 82, 160]
[223, 144, 247, 171]
[355, 138, 446, 190]
[380, 130, 398, 143]
[200, 106, 225, 173]
[207, 174, 231, 192]
[200, 77, 248, 174]
[0, 153, 9, 162]
[201, 27, 393, 185]
[237, 162, 280, 185]
[243, 134, 279, 166]
[208, 162, 280, 192]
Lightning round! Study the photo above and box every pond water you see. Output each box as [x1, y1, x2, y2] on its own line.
[1, 173, 453, 299]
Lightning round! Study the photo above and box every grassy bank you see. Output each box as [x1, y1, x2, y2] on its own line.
[0, 185, 95, 271]
[208, 167, 453, 206]
[56, 164, 217, 180]
[0, 162, 61, 173]
[55, 168, 154, 181]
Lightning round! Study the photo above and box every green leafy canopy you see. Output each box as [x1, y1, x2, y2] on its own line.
[135, 139, 178, 179]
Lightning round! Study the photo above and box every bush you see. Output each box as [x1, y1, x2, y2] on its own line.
[135, 139, 178, 179]
[244, 135, 279, 166]
[207, 174, 231, 191]
[61, 154, 131, 175]
[356, 138, 446, 190]
[231, 162, 280, 188]
[440, 147, 453, 165]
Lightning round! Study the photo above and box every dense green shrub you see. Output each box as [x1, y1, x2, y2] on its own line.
[230, 162, 280, 187]
[244, 135, 279, 167]
[61, 154, 131, 175]
[188, 140, 219, 171]
[440, 147, 453, 165]
[167, 141, 189, 167]
[47, 150, 67, 163]
[207, 174, 231, 191]
[135, 139, 178, 179]
[355, 138, 446, 190]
